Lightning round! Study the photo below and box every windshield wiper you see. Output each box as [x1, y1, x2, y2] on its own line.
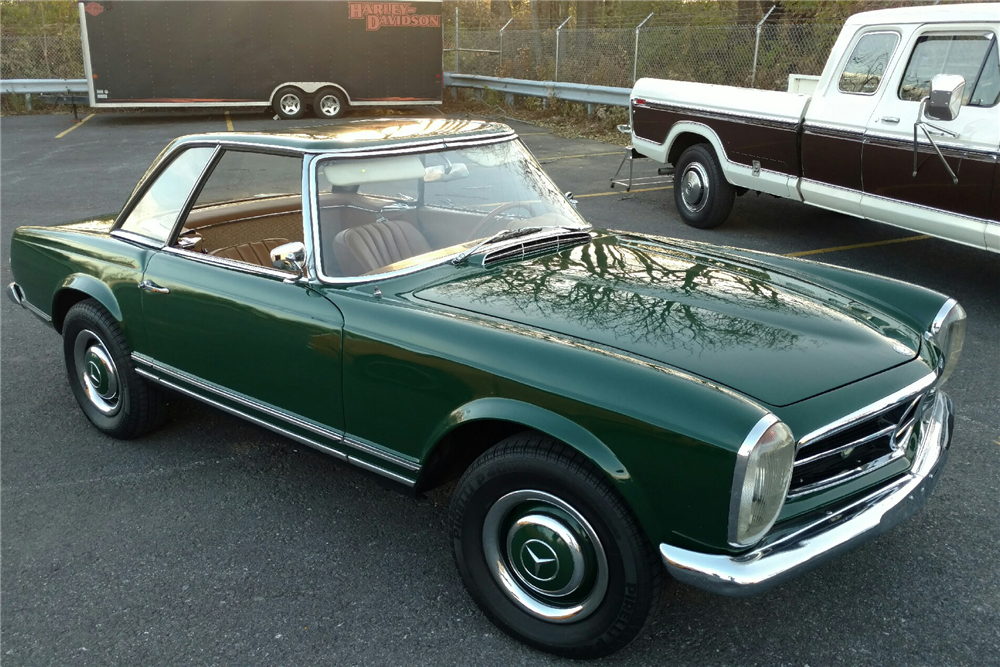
[451, 226, 573, 265]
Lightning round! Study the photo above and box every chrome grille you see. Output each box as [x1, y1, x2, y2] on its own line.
[481, 231, 592, 266]
[789, 392, 926, 498]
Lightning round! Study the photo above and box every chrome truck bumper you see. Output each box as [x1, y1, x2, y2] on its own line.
[660, 390, 953, 597]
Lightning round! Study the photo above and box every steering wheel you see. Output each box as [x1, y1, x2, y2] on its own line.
[467, 202, 534, 241]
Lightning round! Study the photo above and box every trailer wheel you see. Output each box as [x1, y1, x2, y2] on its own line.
[313, 88, 347, 119]
[274, 87, 306, 121]
[673, 144, 735, 229]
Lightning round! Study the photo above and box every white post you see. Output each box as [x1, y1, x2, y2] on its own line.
[633, 12, 653, 85]
[499, 17, 513, 72]
[454, 6, 459, 73]
[751, 5, 776, 88]
[554, 16, 571, 82]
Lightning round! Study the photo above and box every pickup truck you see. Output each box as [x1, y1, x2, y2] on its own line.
[630, 3, 1000, 253]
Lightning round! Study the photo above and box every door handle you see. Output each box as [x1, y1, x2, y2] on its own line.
[138, 280, 170, 295]
[880, 116, 900, 124]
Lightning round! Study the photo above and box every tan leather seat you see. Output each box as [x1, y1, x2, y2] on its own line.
[210, 238, 289, 266]
[333, 220, 431, 275]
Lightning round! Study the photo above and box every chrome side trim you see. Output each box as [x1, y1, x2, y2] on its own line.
[728, 414, 782, 548]
[864, 130, 1000, 160]
[6, 282, 24, 306]
[132, 353, 419, 473]
[797, 372, 936, 449]
[661, 391, 953, 597]
[22, 299, 53, 323]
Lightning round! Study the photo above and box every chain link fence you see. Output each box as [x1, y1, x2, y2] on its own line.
[1, 34, 84, 80]
[447, 16, 844, 91]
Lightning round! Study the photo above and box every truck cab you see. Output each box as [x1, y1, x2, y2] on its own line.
[631, 3, 1000, 253]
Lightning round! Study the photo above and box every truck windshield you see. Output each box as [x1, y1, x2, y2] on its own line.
[314, 140, 588, 278]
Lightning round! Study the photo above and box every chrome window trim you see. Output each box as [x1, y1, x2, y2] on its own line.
[114, 145, 221, 239]
[110, 228, 165, 249]
[307, 135, 590, 286]
[132, 352, 420, 473]
[728, 413, 782, 548]
[797, 372, 937, 450]
[837, 30, 902, 96]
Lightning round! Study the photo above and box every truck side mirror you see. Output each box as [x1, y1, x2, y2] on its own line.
[924, 74, 965, 122]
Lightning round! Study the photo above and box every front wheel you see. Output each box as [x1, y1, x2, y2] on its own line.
[273, 86, 306, 120]
[449, 434, 663, 659]
[63, 299, 166, 439]
[313, 87, 347, 119]
[673, 143, 735, 229]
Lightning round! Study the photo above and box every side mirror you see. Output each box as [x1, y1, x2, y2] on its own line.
[564, 191, 579, 209]
[924, 74, 965, 121]
[270, 241, 306, 278]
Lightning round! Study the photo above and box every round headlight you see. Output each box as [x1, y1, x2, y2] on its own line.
[928, 299, 967, 387]
[729, 416, 795, 548]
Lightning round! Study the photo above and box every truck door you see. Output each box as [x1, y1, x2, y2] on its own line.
[861, 28, 999, 249]
[801, 29, 903, 217]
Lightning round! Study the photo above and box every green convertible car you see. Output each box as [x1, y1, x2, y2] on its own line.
[8, 119, 964, 658]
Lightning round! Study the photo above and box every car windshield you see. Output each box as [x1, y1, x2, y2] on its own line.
[314, 139, 588, 278]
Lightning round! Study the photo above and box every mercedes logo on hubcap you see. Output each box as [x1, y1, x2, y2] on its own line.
[519, 539, 559, 582]
[88, 360, 102, 385]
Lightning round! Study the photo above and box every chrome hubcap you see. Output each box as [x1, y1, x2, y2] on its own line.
[483, 490, 607, 623]
[681, 162, 710, 213]
[319, 94, 341, 117]
[74, 330, 121, 415]
[279, 93, 301, 116]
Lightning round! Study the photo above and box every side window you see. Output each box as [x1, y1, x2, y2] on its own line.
[119, 147, 215, 244]
[969, 38, 999, 107]
[839, 32, 900, 94]
[898, 33, 996, 105]
[177, 150, 304, 267]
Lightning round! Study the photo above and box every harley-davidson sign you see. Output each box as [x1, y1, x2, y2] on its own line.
[348, 2, 441, 31]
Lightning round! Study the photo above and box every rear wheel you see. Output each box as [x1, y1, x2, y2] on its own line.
[63, 299, 166, 439]
[449, 433, 663, 659]
[673, 143, 735, 229]
[313, 87, 347, 119]
[273, 86, 306, 121]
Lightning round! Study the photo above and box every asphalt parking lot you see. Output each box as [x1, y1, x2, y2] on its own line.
[2, 109, 998, 666]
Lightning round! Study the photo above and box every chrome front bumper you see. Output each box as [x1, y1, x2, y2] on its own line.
[660, 390, 953, 597]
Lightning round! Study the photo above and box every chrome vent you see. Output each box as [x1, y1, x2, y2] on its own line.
[482, 231, 592, 266]
[789, 392, 926, 498]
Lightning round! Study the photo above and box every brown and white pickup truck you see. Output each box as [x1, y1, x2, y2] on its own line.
[630, 3, 1000, 253]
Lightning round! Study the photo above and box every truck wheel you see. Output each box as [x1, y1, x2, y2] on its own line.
[313, 87, 347, 119]
[62, 299, 167, 439]
[674, 144, 735, 229]
[273, 86, 306, 121]
[449, 433, 663, 659]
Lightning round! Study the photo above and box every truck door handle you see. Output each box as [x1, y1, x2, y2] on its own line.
[880, 116, 900, 124]
[138, 280, 170, 295]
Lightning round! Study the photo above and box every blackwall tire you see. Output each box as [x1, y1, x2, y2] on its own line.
[313, 87, 348, 119]
[63, 299, 166, 439]
[673, 143, 736, 229]
[273, 86, 306, 121]
[449, 433, 663, 659]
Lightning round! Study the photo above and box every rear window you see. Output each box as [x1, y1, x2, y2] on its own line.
[839, 32, 900, 94]
[898, 33, 998, 106]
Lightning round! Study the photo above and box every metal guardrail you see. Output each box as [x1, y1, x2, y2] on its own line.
[444, 72, 630, 108]
[1, 78, 88, 94]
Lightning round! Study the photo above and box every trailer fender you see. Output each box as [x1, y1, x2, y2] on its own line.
[268, 82, 352, 106]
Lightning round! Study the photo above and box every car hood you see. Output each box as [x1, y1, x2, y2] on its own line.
[414, 233, 921, 407]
